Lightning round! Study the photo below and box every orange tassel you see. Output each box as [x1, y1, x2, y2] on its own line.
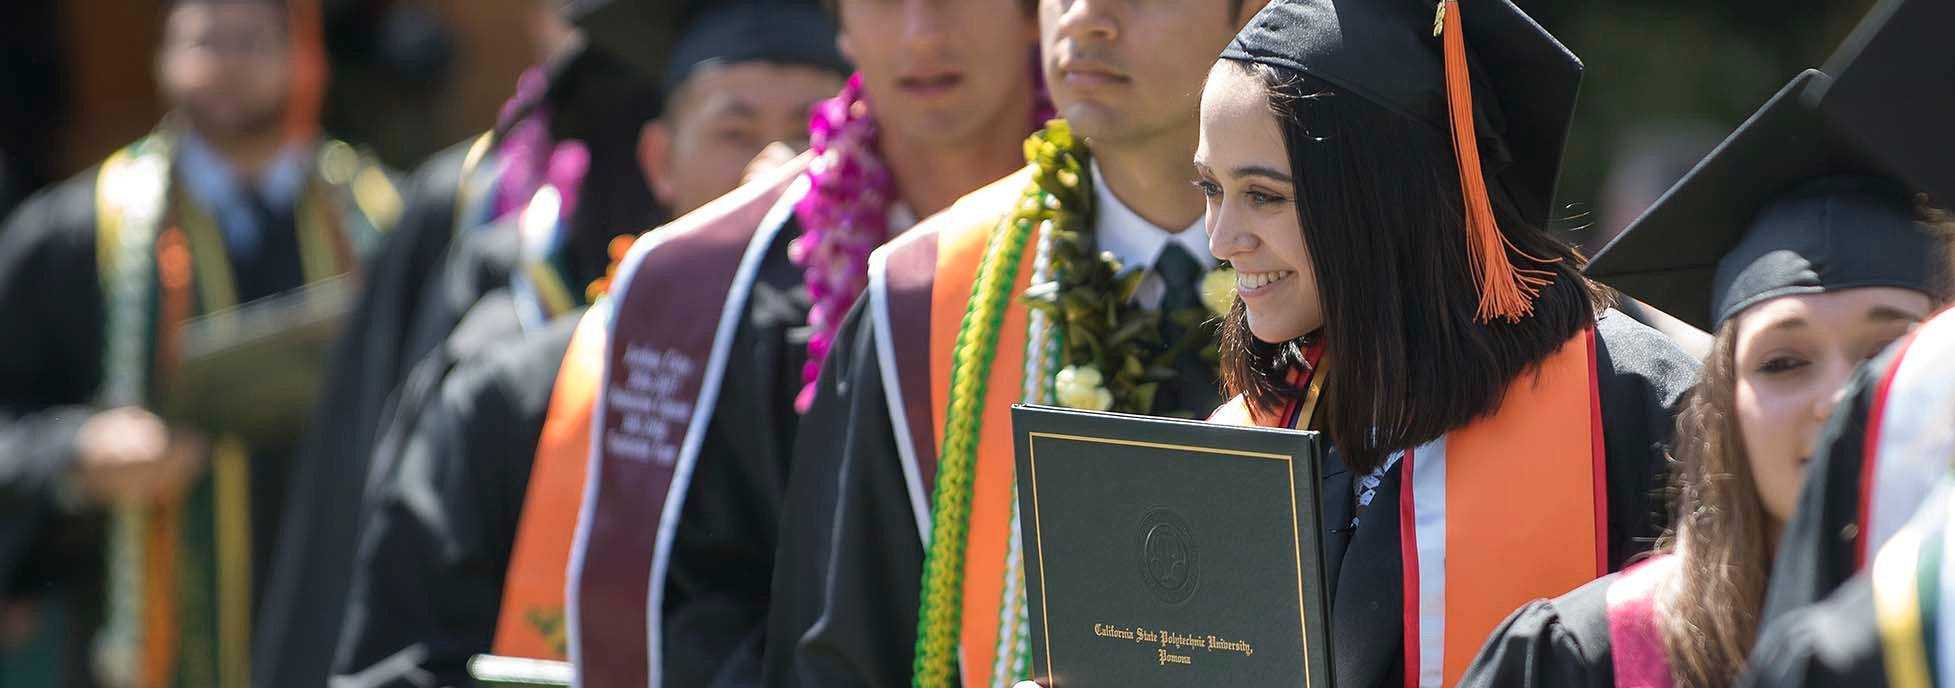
[1438, 0, 1556, 323]
[284, 0, 328, 143]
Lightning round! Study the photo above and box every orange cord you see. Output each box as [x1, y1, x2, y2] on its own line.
[1439, 0, 1556, 323]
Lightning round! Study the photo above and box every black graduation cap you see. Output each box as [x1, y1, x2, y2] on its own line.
[555, 0, 844, 94]
[1220, 0, 1582, 323]
[1811, 0, 1955, 205]
[1585, 70, 1947, 331]
[558, 0, 684, 79]
[657, 0, 847, 102]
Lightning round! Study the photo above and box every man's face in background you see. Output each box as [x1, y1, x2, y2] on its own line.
[835, 0, 1039, 151]
[644, 61, 844, 215]
[158, 0, 292, 143]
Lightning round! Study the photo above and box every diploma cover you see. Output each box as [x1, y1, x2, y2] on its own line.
[1011, 404, 1332, 687]
[161, 274, 352, 446]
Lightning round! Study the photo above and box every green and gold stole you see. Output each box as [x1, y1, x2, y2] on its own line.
[93, 131, 395, 688]
[1875, 479, 1955, 688]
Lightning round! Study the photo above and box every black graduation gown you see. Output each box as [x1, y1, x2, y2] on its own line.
[262, 116, 655, 685]
[251, 137, 492, 688]
[0, 156, 19, 223]
[333, 216, 814, 687]
[657, 219, 812, 688]
[765, 308, 1697, 688]
[1740, 574, 1886, 688]
[329, 159, 651, 680]
[396, 207, 528, 385]
[347, 165, 642, 515]
[0, 170, 104, 584]
[1466, 561, 1893, 688]
[1758, 344, 1896, 628]
[0, 161, 321, 686]
[332, 308, 580, 688]
[0, 169, 112, 688]
[362, 217, 524, 498]
[1456, 571, 1620, 687]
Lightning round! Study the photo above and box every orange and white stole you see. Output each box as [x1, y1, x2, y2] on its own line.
[921, 187, 1041, 688]
[1212, 327, 1606, 687]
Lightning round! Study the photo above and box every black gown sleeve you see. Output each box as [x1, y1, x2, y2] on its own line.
[1594, 309, 1700, 567]
[0, 173, 105, 593]
[398, 215, 520, 375]
[1759, 345, 1891, 626]
[361, 224, 522, 500]
[253, 140, 476, 688]
[764, 298, 925, 688]
[660, 230, 808, 688]
[1458, 573, 1617, 688]
[1741, 574, 1886, 688]
[330, 311, 577, 688]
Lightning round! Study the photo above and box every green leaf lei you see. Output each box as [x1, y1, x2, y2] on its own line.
[1019, 123, 1222, 416]
[912, 121, 1225, 688]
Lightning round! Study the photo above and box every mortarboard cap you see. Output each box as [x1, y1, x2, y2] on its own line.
[658, 0, 848, 103]
[1220, 0, 1582, 323]
[1811, 0, 1955, 205]
[1585, 70, 1947, 331]
[559, 0, 684, 79]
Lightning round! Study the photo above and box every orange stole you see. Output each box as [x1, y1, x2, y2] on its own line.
[492, 307, 607, 659]
[1211, 328, 1604, 687]
[1428, 327, 1603, 684]
[920, 166, 1044, 688]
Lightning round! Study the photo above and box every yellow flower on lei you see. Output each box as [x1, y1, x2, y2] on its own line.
[1201, 266, 1238, 317]
[1054, 365, 1115, 411]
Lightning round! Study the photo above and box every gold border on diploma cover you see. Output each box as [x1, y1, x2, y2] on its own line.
[1024, 433, 1317, 686]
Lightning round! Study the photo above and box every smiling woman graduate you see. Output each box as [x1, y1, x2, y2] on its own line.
[1195, 0, 1699, 685]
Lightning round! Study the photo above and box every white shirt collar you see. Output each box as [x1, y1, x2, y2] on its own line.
[175, 131, 308, 257]
[176, 131, 307, 211]
[1089, 160, 1207, 271]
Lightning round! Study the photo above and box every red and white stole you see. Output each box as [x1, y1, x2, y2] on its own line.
[1859, 306, 1955, 568]
[1211, 327, 1607, 687]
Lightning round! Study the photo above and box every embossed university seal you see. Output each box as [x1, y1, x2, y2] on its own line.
[1136, 508, 1199, 604]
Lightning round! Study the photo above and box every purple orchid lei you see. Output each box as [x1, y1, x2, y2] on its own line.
[788, 66, 1056, 413]
[789, 74, 896, 412]
[492, 66, 592, 225]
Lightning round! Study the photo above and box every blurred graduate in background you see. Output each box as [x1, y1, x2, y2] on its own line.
[0, 0, 399, 685]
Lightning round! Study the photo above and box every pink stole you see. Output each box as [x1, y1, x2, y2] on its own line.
[1605, 553, 1679, 688]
